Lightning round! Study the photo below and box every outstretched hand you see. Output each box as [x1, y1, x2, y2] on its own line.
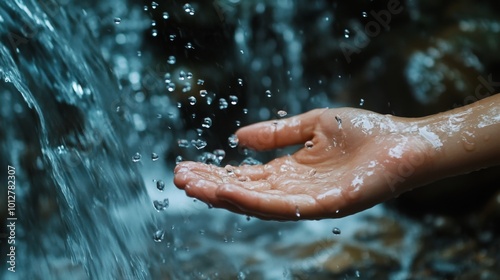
[174, 108, 433, 220]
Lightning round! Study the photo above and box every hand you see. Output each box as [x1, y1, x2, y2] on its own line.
[174, 108, 433, 220]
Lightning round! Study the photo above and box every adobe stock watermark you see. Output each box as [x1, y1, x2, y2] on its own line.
[452, 74, 500, 109]
[7, 19, 40, 50]
[212, 0, 237, 23]
[5, 165, 18, 273]
[340, 0, 403, 63]
[7, 0, 72, 50]
[383, 151, 427, 193]
[382, 74, 500, 193]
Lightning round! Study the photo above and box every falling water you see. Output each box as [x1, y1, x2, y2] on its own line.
[0, 0, 171, 278]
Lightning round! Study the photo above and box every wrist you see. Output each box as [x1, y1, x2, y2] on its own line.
[394, 115, 443, 190]
[414, 95, 500, 182]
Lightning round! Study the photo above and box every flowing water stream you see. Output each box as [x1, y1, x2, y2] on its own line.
[1, 0, 499, 279]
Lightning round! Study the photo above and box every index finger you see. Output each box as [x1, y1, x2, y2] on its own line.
[236, 108, 328, 150]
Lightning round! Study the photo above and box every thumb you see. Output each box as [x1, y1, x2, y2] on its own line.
[235, 108, 327, 150]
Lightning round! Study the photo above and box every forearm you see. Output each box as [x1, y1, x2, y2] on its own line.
[419, 94, 500, 180]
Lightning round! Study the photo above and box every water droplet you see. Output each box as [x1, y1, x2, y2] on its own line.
[280, 165, 289, 172]
[362, 11, 368, 18]
[132, 153, 141, 162]
[265, 90, 272, 97]
[246, 216, 251, 221]
[182, 83, 191, 93]
[237, 176, 249, 182]
[183, 3, 195, 15]
[240, 157, 262, 166]
[164, 72, 171, 83]
[151, 20, 156, 27]
[335, 116, 342, 128]
[188, 96, 196, 105]
[235, 120, 241, 127]
[359, 98, 365, 106]
[197, 152, 220, 165]
[344, 28, 350, 38]
[199, 89, 207, 97]
[185, 42, 194, 49]
[332, 227, 341, 235]
[241, 147, 251, 156]
[151, 29, 158, 37]
[199, 229, 205, 235]
[151, 1, 159, 9]
[305, 141, 314, 149]
[178, 139, 190, 148]
[56, 145, 67, 155]
[162, 12, 169, 19]
[228, 134, 239, 148]
[114, 17, 121, 24]
[151, 153, 159, 161]
[191, 139, 207, 150]
[237, 271, 246, 280]
[229, 95, 238, 105]
[156, 180, 166, 191]
[213, 149, 226, 161]
[197, 79, 205, 85]
[153, 198, 169, 211]
[277, 110, 287, 118]
[225, 165, 235, 175]
[169, 34, 176, 41]
[167, 55, 176, 65]
[186, 72, 193, 79]
[308, 169, 317, 176]
[202, 117, 212, 128]
[179, 70, 186, 81]
[238, 78, 243, 86]
[153, 229, 165, 242]
[175, 155, 183, 164]
[166, 82, 175, 92]
[295, 206, 301, 217]
[143, 5, 149, 11]
[462, 136, 475, 151]
[219, 98, 228, 110]
[243, 108, 248, 114]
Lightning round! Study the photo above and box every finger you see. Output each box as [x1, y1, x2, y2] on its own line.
[174, 162, 268, 215]
[227, 164, 273, 181]
[175, 162, 270, 185]
[174, 162, 201, 189]
[216, 184, 321, 220]
[235, 108, 328, 150]
[183, 180, 246, 214]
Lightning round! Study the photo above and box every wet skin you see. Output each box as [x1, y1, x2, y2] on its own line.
[174, 94, 500, 220]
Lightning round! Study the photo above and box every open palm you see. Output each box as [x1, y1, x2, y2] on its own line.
[174, 108, 432, 220]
